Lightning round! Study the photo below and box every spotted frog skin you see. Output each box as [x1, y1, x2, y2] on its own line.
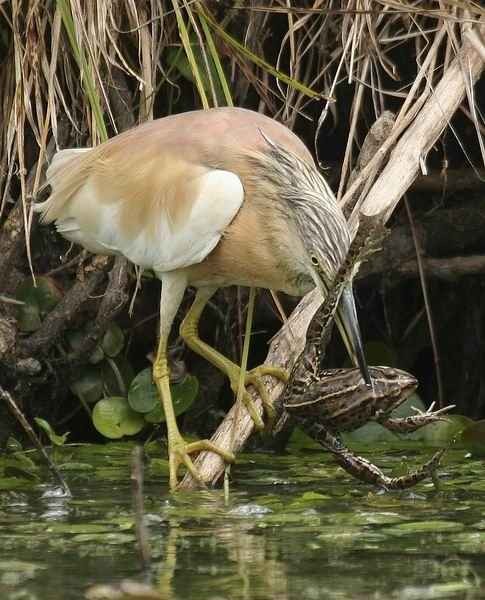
[276, 218, 452, 490]
[279, 366, 452, 490]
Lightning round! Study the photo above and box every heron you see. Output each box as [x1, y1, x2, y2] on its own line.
[35, 107, 370, 489]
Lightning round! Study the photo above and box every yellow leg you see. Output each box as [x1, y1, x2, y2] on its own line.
[154, 275, 235, 490]
[180, 287, 289, 430]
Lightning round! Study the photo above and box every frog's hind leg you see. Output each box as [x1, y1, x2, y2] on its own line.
[332, 446, 445, 490]
[303, 420, 444, 490]
[378, 402, 455, 434]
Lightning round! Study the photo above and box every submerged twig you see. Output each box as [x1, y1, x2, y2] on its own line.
[0, 384, 71, 496]
[131, 446, 151, 571]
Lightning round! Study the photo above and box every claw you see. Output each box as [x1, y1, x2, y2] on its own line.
[411, 403, 455, 418]
[168, 435, 235, 490]
[230, 365, 288, 431]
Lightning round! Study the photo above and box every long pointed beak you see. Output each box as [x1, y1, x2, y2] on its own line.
[335, 285, 371, 386]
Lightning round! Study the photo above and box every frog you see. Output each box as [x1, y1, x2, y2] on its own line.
[279, 365, 452, 490]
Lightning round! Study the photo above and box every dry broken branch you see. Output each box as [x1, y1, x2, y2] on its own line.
[180, 18, 485, 490]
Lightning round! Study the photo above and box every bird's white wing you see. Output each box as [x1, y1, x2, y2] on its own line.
[116, 168, 244, 272]
[36, 148, 244, 272]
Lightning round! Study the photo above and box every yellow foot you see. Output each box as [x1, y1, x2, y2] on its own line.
[228, 365, 289, 431]
[168, 435, 235, 491]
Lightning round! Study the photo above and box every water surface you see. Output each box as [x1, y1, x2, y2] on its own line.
[1, 442, 484, 599]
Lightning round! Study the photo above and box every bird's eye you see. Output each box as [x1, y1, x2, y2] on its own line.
[311, 256, 319, 266]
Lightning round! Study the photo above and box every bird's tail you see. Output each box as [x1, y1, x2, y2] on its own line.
[34, 147, 93, 223]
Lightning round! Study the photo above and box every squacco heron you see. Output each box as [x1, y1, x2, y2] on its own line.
[35, 107, 370, 489]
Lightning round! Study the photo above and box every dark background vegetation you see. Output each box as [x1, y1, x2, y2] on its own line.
[1, 1, 484, 448]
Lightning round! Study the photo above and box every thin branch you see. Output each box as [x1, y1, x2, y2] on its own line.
[404, 196, 444, 408]
[0, 384, 71, 496]
[131, 446, 151, 570]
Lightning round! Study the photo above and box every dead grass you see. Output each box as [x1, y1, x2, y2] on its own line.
[0, 1, 484, 429]
[1, 1, 483, 221]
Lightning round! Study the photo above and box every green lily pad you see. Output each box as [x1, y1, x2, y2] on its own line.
[144, 375, 199, 423]
[288, 491, 330, 510]
[101, 323, 124, 358]
[417, 415, 472, 445]
[16, 301, 42, 332]
[128, 368, 159, 413]
[34, 417, 69, 446]
[72, 532, 135, 545]
[0, 477, 36, 490]
[447, 531, 485, 553]
[92, 396, 145, 439]
[386, 520, 465, 536]
[149, 458, 170, 476]
[70, 366, 104, 404]
[45, 523, 111, 534]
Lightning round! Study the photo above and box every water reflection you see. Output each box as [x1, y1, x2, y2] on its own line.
[0, 444, 484, 600]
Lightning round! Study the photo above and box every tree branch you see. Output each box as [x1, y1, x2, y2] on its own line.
[179, 18, 485, 490]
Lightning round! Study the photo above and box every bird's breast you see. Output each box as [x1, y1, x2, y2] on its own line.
[183, 210, 314, 296]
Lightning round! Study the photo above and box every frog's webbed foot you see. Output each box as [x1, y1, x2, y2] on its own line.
[379, 402, 455, 434]
[332, 448, 445, 490]
[383, 449, 445, 490]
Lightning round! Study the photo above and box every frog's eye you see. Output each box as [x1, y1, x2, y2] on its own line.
[310, 256, 319, 266]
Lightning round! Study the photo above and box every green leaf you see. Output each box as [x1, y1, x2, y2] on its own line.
[166, 40, 225, 105]
[92, 396, 145, 439]
[57, 0, 108, 141]
[128, 368, 159, 414]
[101, 323, 124, 358]
[198, 13, 233, 106]
[33, 418, 69, 446]
[16, 302, 41, 332]
[15, 277, 62, 332]
[102, 355, 135, 396]
[144, 375, 199, 423]
[171, 0, 210, 108]
[198, 5, 322, 100]
[67, 329, 105, 364]
[70, 366, 104, 404]
[89, 345, 105, 365]
[386, 520, 465, 536]
[1, 454, 39, 480]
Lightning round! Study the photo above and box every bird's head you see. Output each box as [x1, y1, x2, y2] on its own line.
[296, 192, 371, 387]
[247, 132, 371, 386]
[308, 249, 371, 387]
